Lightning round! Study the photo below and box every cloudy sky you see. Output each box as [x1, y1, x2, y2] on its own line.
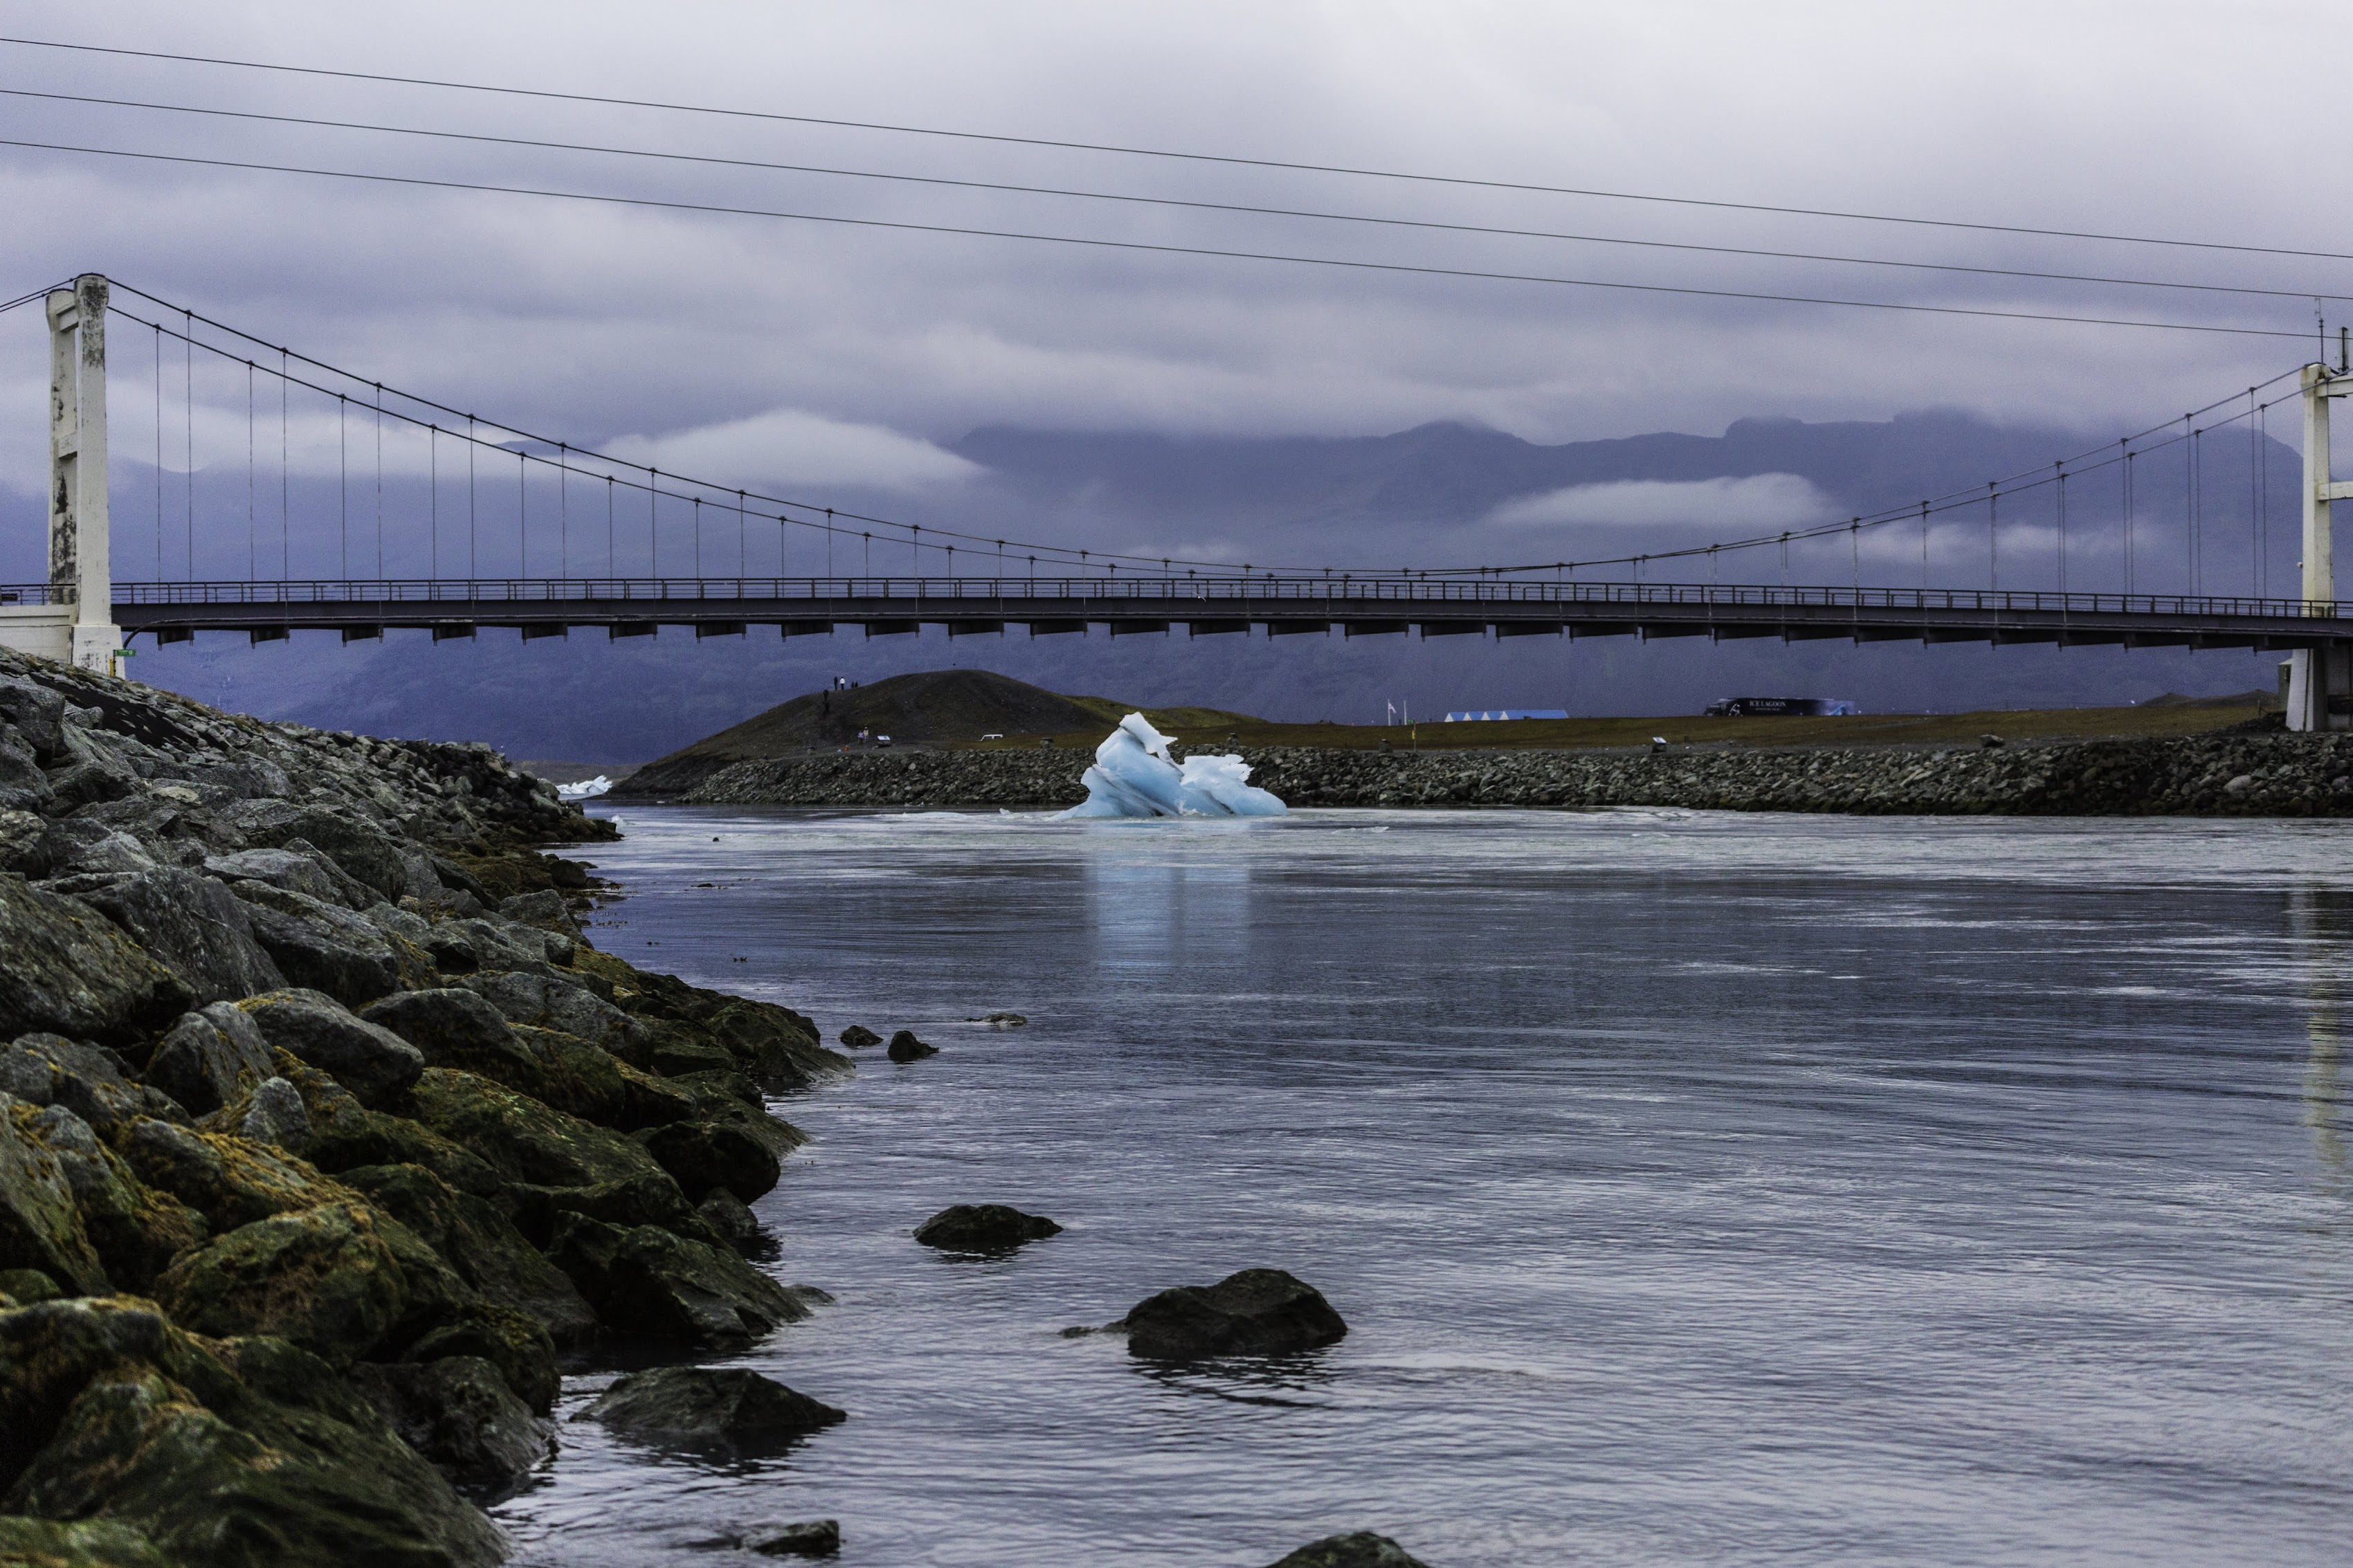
[0, 0, 2340, 495]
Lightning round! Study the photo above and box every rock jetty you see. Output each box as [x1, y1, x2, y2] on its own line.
[0, 648, 850, 1564]
[678, 729, 2353, 817]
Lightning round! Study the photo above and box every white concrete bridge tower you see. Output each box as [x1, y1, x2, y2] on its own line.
[0, 273, 120, 672]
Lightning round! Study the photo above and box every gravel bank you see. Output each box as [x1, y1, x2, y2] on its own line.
[680, 730, 2353, 817]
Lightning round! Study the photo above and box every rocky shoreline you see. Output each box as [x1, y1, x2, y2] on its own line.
[674, 728, 2353, 817]
[0, 646, 849, 1565]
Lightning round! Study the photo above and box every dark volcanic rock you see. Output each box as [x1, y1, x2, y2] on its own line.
[0, 1034, 179, 1139]
[153, 1196, 469, 1369]
[837, 1024, 881, 1049]
[348, 1353, 552, 1501]
[361, 987, 545, 1086]
[71, 867, 287, 1005]
[1262, 1531, 1434, 1568]
[545, 1212, 818, 1349]
[0, 1094, 111, 1295]
[239, 988, 426, 1106]
[886, 1030, 938, 1063]
[1121, 1268, 1347, 1360]
[0, 1295, 506, 1567]
[745, 1520, 842, 1558]
[338, 1160, 597, 1357]
[147, 1003, 275, 1115]
[914, 1203, 1062, 1255]
[229, 883, 420, 1006]
[0, 875, 188, 1045]
[576, 1365, 844, 1454]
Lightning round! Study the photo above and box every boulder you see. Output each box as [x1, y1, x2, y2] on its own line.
[70, 868, 285, 1005]
[282, 1067, 503, 1198]
[237, 989, 424, 1106]
[237, 1077, 313, 1151]
[347, 1356, 552, 1502]
[338, 1161, 597, 1353]
[0, 1296, 505, 1567]
[0, 1035, 179, 1139]
[360, 989, 545, 1091]
[1262, 1532, 1433, 1568]
[0, 807, 51, 878]
[696, 1187, 770, 1256]
[205, 845, 373, 911]
[0, 1095, 109, 1295]
[118, 1118, 340, 1232]
[276, 810, 433, 903]
[0, 1268, 62, 1304]
[153, 1197, 469, 1369]
[23, 1104, 206, 1291]
[544, 1213, 819, 1349]
[576, 1365, 843, 1454]
[402, 1302, 563, 1416]
[403, 1068, 674, 1194]
[501, 1172, 716, 1251]
[145, 1004, 275, 1115]
[886, 1030, 938, 1063]
[455, 970, 642, 1056]
[837, 1025, 881, 1049]
[228, 884, 412, 1006]
[496, 888, 579, 938]
[0, 676, 67, 757]
[1120, 1268, 1347, 1360]
[0, 874, 188, 1045]
[633, 1118, 785, 1203]
[914, 1203, 1062, 1255]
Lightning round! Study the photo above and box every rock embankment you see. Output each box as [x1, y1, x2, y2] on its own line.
[682, 730, 2353, 816]
[0, 648, 850, 1565]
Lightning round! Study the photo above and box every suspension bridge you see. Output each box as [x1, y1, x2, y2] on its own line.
[6, 273, 2353, 727]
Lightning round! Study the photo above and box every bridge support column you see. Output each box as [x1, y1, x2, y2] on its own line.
[7, 275, 119, 673]
[2291, 361, 2353, 731]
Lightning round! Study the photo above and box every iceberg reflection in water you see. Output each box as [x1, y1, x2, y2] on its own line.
[1057, 713, 1288, 819]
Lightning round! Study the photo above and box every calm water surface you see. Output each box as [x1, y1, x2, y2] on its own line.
[496, 807, 2353, 1567]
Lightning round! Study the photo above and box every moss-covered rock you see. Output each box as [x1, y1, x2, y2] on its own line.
[0, 877, 188, 1047]
[543, 1214, 815, 1350]
[16, 1105, 203, 1293]
[401, 1303, 560, 1416]
[116, 1119, 338, 1233]
[402, 1068, 673, 1194]
[358, 991, 545, 1095]
[0, 1297, 505, 1567]
[0, 1096, 108, 1297]
[347, 1356, 549, 1502]
[337, 1163, 595, 1353]
[0, 1515, 174, 1566]
[152, 1199, 467, 1369]
[576, 1365, 842, 1455]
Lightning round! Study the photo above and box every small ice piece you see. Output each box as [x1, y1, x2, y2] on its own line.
[1058, 713, 1287, 819]
[556, 775, 613, 801]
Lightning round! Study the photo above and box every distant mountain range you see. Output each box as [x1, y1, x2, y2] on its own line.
[79, 409, 2300, 759]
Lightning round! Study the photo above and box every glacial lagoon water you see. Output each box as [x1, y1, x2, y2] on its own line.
[498, 806, 2353, 1567]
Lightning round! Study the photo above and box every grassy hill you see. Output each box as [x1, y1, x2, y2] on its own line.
[611, 669, 1257, 797]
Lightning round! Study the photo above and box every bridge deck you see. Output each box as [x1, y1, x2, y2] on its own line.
[6, 577, 2347, 650]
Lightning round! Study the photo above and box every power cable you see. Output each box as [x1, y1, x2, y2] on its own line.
[3, 86, 2338, 305]
[20, 140, 2314, 341]
[9, 35, 2352, 264]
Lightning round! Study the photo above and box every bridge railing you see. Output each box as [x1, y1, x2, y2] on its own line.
[53, 575, 2353, 621]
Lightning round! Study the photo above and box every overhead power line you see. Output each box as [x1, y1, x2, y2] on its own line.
[6, 86, 2341, 306]
[1, 138, 2314, 341]
[6, 33, 2352, 265]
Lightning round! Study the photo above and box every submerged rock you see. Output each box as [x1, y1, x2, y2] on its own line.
[1120, 1268, 1347, 1360]
[836, 1024, 881, 1048]
[576, 1365, 844, 1454]
[913, 1203, 1061, 1255]
[1262, 1531, 1433, 1568]
[743, 1519, 842, 1558]
[885, 1030, 938, 1063]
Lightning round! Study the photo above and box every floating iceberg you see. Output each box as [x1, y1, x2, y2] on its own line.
[556, 775, 614, 801]
[1059, 713, 1287, 819]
